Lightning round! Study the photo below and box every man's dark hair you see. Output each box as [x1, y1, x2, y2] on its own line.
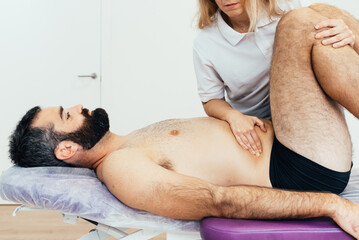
[9, 106, 74, 168]
[9, 106, 109, 168]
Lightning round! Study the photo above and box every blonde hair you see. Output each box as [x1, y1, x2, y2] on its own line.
[197, 0, 285, 32]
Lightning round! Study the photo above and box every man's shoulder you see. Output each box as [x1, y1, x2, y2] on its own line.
[98, 148, 149, 182]
[103, 148, 149, 167]
[97, 148, 170, 205]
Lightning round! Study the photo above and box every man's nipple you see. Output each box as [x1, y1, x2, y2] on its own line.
[170, 130, 179, 136]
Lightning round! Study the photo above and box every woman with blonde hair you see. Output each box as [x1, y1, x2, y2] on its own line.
[193, 0, 356, 156]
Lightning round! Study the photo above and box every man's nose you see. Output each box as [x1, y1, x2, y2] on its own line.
[71, 104, 83, 114]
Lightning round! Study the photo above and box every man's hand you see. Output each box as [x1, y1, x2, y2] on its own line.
[331, 196, 359, 239]
[315, 19, 356, 48]
[226, 110, 266, 156]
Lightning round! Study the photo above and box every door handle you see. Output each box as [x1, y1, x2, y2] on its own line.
[78, 73, 97, 79]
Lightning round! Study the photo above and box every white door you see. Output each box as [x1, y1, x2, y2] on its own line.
[0, 0, 101, 203]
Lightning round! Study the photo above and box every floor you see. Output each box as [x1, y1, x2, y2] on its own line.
[0, 205, 166, 240]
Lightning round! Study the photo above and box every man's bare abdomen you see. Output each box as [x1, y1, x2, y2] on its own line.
[122, 117, 274, 188]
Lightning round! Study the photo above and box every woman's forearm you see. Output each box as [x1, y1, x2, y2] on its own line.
[202, 99, 241, 122]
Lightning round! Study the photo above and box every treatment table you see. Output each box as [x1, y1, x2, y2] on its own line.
[1, 166, 358, 240]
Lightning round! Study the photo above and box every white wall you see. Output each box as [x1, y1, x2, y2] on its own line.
[102, 0, 359, 166]
[102, 0, 203, 134]
[0, 0, 102, 204]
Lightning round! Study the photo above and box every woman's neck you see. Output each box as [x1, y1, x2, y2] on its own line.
[222, 11, 250, 33]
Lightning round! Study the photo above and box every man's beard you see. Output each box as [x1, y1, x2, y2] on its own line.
[59, 108, 110, 150]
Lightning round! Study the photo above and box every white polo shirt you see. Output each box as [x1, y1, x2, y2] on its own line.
[193, 0, 315, 119]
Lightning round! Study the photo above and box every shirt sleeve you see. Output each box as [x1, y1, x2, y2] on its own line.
[193, 47, 225, 103]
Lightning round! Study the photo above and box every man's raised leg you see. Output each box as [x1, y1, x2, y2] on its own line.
[309, 4, 359, 118]
[270, 6, 358, 172]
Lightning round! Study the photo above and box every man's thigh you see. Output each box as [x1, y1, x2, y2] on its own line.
[270, 7, 352, 172]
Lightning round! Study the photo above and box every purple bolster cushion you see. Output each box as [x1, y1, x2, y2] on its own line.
[200, 217, 354, 240]
[200, 168, 359, 240]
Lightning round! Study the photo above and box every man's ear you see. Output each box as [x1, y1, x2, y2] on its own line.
[54, 141, 80, 160]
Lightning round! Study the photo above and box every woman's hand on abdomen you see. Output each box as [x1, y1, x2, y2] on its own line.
[202, 99, 266, 156]
[225, 110, 267, 157]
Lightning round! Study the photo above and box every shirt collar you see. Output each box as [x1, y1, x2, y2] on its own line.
[256, 15, 280, 28]
[217, 10, 281, 44]
[216, 11, 246, 46]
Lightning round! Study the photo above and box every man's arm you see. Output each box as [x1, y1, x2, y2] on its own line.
[100, 149, 359, 239]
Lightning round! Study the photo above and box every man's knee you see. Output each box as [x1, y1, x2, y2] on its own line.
[277, 7, 322, 32]
[309, 3, 348, 19]
[275, 7, 327, 44]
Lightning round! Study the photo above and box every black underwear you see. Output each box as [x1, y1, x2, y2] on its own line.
[270, 136, 352, 194]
